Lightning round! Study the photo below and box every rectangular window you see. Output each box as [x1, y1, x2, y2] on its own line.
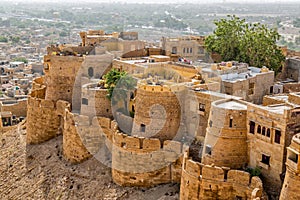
[140, 124, 146, 132]
[289, 152, 298, 164]
[190, 48, 192, 53]
[262, 154, 270, 165]
[172, 47, 177, 54]
[229, 118, 233, 128]
[270, 86, 273, 94]
[275, 130, 281, 144]
[199, 103, 205, 112]
[249, 121, 255, 134]
[198, 47, 204, 54]
[82, 98, 88, 105]
[205, 145, 212, 155]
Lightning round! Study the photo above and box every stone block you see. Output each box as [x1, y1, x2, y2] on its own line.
[143, 138, 161, 150]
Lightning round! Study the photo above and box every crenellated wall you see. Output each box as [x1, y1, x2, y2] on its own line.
[26, 96, 63, 144]
[26, 77, 64, 144]
[202, 99, 248, 169]
[111, 130, 186, 187]
[62, 109, 114, 163]
[180, 151, 263, 200]
[131, 83, 185, 142]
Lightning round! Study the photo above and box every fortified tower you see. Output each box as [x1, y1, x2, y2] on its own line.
[43, 53, 84, 103]
[202, 99, 248, 169]
[280, 133, 300, 200]
[131, 82, 186, 141]
[80, 82, 112, 119]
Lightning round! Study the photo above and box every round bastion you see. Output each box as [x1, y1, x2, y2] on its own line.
[202, 98, 248, 169]
[131, 82, 186, 142]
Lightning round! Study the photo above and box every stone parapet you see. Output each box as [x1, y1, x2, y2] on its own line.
[180, 151, 263, 200]
[111, 130, 186, 187]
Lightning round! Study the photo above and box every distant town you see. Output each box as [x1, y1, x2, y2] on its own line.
[0, 1, 300, 200]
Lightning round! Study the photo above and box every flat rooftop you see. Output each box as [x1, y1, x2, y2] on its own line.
[196, 90, 241, 100]
[216, 100, 247, 110]
[220, 67, 267, 83]
[263, 104, 292, 114]
[268, 95, 289, 101]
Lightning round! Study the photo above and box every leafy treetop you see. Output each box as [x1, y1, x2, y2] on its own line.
[205, 15, 285, 74]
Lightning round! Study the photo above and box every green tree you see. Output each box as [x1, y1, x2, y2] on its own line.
[104, 68, 127, 100]
[104, 69, 137, 115]
[0, 36, 8, 43]
[13, 57, 28, 64]
[11, 36, 20, 44]
[205, 15, 285, 74]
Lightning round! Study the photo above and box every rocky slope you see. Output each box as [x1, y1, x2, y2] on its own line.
[0, 123, 179, 200]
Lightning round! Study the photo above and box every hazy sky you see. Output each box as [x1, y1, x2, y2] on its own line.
[5, 0, 300, 3]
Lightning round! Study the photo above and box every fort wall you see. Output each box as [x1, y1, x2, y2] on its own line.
[26, 77, 63, 144]
[112, 130, 186, 187]
[180, 151, 263, 200]
[62, 109, 114, 163]
[44, 55, 84, 103]
[26, 96, 62, 144]
[0, 99, 27, 117]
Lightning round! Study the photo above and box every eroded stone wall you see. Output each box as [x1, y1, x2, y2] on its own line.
[44, 55, 84, 103]
[0, 99, 27, 117]
[62, 110, 113, 164]
[112, 131, 185, 187]
[180, 151, 263, 200]
[26, 96, 62, 144]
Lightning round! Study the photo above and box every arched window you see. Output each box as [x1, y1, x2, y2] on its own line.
[267, 129, 271, 137]
[257, 125, 261, 134]
[88, 67, 94, 77]
[262, 127, 266, 136]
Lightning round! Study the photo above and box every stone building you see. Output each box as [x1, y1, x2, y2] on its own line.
[202, 62, 274, 104]
[285, 57, 300, 82]
[80, 30, 145, 56]
[161, 35, 207, 62]
[246, 92, 300, 195]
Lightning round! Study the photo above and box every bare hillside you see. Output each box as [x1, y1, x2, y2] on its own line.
[0, 124, 179, 200]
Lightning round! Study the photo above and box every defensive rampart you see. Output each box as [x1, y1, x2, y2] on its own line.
[112, 130, 186, 187]
[180, 151, 263, 200]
